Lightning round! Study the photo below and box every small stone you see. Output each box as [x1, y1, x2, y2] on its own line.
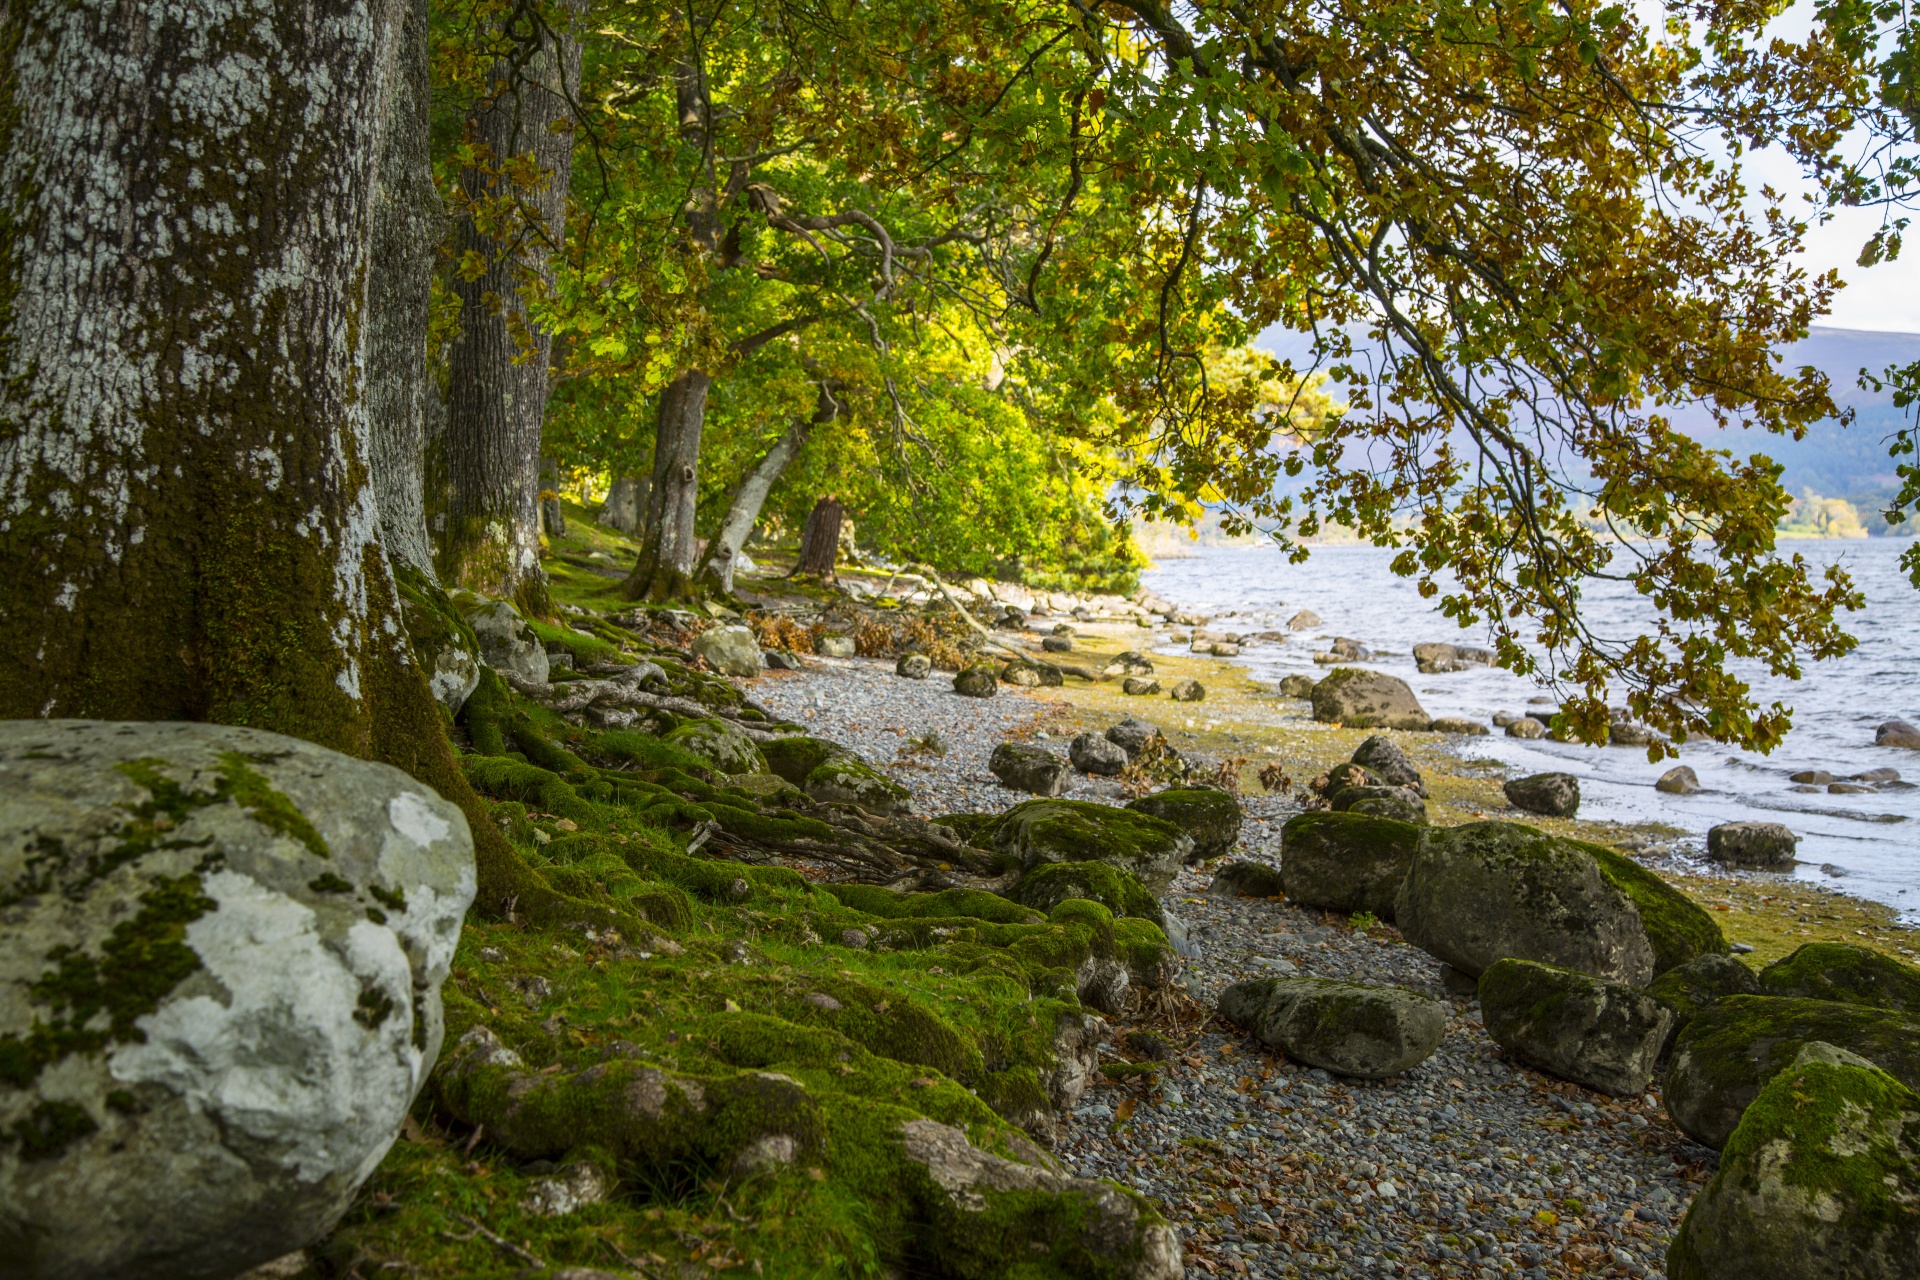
[895, 653, 932, 679]
[690, 624, 764, 677]
[1001, 664, 1043, 688]
[1068, 732, 1129, 776]
[816, 634, 858, 658]
[1169, 679, 1206, 702]
[1788, 769, 1833, 785]
[1105, 717, 1162, 759]
[1209, 861, 1287, 899]
[1505, 717, 1548, 739]
[1210, 642, 1241, 656]
[1504, 772, 1580, 818]
[838, 928, 870, 949]
[522, 1162, 610, 1217]
[1287, 609, 1322, 630]
[805, 992, 844, 1012]
[1829, 781, 1876, 794]
[1041, 636, 1074, 653]
[989, 742, 1068, 796]
[1352, 735, 1423, 791]
[1122, 676, 1161, 696]
[1278, 674, 1318, 698]
[1853, 767, 1901, 783]
[1428, 716, 1489, 735]
[764, 649, 804, 671]
[1705, 821, 1798, 868]
[953, 666, 998, 698]
[1655, 765, 1701, 794]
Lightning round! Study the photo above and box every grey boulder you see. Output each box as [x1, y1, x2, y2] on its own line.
[1279, 811, 1423, 922]
[1351, 734, 1423, 792]
[1478, 959, 1673, 1095]
[1169, 679, 1206, 703]
[1504, 771, 1580, 818]
[1278, 674, 1318, 698]
[1413, 642, 1494, 673]
[1208, 861, 1287, 899]
[1310, 668, 1430, 730]
[0, 721, 475, 1280]
[953, 666, 999, 698]
[1874, 719, 1920, 748]
[1218, 977, 1447, 1078]
[1068, 732, 1129, 776]
[690, 624, 764, 677]
[816, 634, 858, 658]
[1505, 717, 1548, 739]
[1104, 717, 1162, 760]
[1427, 717, 1490, 736]
[1656, 765, 1702, 794]
[1121, 677, 1161, 696]
[988, 742, 1068, 797]
[1706, 821, 1798, 867]
[455, 591, 550, 685]
[1287, 609, 1322, 631]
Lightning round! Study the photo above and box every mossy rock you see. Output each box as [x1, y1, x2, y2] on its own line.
[985, 799, 1193, 893]
[1123, 787, 1242, 861]
[803, 755, 911, 816]
[928, 813, 998, 844]
[1664, 995, 1920, 1149]
[759, 734, 842, 785]
[1667, 1041, 1920, 1279]
[1329, 784, 1426, 825]
[663, 718, 767, 775]
[1009, 862, 1165, 930]
[1757, 942, 1920, 1015]
[1478, 958, 1672, 1096]
[1218, 976, 1446, 1078]
[1647, 953, 1761, 1052]
[1279, 811, 1422, 922]
[1589, 844, 1728, 975]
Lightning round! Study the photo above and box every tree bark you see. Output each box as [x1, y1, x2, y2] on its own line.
[539, 452, 567, 538]
[599, 474, 648, 534]
[621, 370, 710, 600]
[794, 497, 846, 581]
[367, 0, 442, 580]
[696, 381, 841, 595]
[438, 3, 584, 614]
[0, 0, 623, 935]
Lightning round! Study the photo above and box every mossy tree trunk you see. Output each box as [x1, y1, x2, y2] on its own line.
[695, 379, 841, 596]
[438, 3, 584, 615]
[0, 0, 618, 936]
[622, 370, 711, 601]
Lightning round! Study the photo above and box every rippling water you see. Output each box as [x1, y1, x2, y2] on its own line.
[1143, 540, 1920, 922]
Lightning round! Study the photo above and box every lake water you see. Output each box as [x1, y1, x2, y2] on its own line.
[1143, 540, 1920, 922]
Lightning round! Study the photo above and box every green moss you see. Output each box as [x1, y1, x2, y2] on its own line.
[1008, 861, 1162, 927]
[459, 667, 513, 756]
[1122, 787, 1242, 859]
[527, 618, 622, 667]
[1589, 842, 1727, 974]
[1277, 810, 1422, 920]
[760, 734, 842, 785]
[9, 1100, 97, 1162]
[309, 872, 354, 894]
[928, 812, 998, 844]
[1757, 942, 1920, 1015]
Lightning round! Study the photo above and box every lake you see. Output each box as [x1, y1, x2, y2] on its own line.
[1144, 539, 1920, 922]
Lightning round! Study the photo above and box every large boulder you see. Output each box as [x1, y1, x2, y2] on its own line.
[1310, 668, 1429, 730]
[1330, 785, 1427, 824]
[454, 591, 550, 685]
[665, 717, 768, 776]
[1478, 959, 1673, 1095]
[1503, 772, 1579, 818]
[1656, 765, 1702, 795]
[1648, 953, 1762, 1050]
[1667, 1042, 1920, 1280]
[988, 742, 1068, 797]
[987, 800, 1192, 893]
[1758, 942, 1920, 1015]
[1395, 821, 1725, 984]
[1663, 995, 1920, 1149]
[1218, 977, 1447, 1078]
[1279, 811, 1423, 921]
[1068, 732, 1128, 777]
[1351, 735, 1424, 791]
[1124, 788, 1243, 860]
[690, 624, 764, 677]
[1706, 821, 1798, 867]
[803, 756, 911, 816]
[1168, 679, 1205, 703]
[0, 721, 475, 1280]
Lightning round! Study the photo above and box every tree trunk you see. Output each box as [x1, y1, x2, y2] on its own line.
[539, 452, 567, 538]
[600, 474, 648, 534]
[438, 5, 584, 614]
[696, 381, 841, 595]
[794, 497, 846, 581]
[621, 370, 710, 601]
[0, 0, 621, 935]
[367, 0, 442, 580]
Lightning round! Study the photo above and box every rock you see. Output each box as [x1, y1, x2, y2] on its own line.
[815, 634, 858, 658]
[1854, 767, 1901, 782]
[1104, 717, 1162, 760]
[1310, 668, 1430, 730]
[953, 666, 999, 698]
[1010, 862, 1164, 930]
[1828, 781, 1875, 794]
[758, 735, 841, 785]
[1068, 732, 1129, 776]
[1663, 995, 1920, 1149]
[764, 649, 804, 671]
[1757, 942, 1920, 1015]
[1103, 651, 1156, 677]
[1706, 821, 1799, 867]
[803, 755, 911, 815]
[1279, 812, 1423, 921]
[1321, 761, 1382, 793]
[0, 721, 475, 1280]
[1208, 861, 1287, 899]
[1427, 716, 1489, 736]
[690, 624, 763, 677]
[1218, 977, 1447, 1078]
[1001, 664, 1044, 688]
[1874, 719, 1920, 748]
[1413, 642, 1496, 674]
[1789, 769, 1833, 784]
[1397, 821, 1703, 984]
[1330, 785, 1427, 824]
[1665, 1041, 1920, 1280]
[1278, 674, 1318, 698]
[1041, 636, 1074, 653]
[1121, 677, 1161, 696]
[1503, 771, 1580, 818]
[1648, 953, 1763, 1051]
[1478, 959, 1673, 1095]
[1351, 735, 1423, 791]
[523, 1161, 611, 1216]
[988, 743, 1068, 797]
[1168, 679, 1206, 703]
[1125, 788, 1243, 860]
[666, 717, 768, 775]
[895, 654, 933, 679]
[1326, 636, 1373, 662]
[1439, 964, 1480, 997]
[1209, 642, 1241, 657]
[897, 1118, 1183, 1280]
[394, 572, 483, 713]
[1505, 717, 1548, 739]
[726, 772, 801, 803]
[455, 592, 550, 685]
[987, 800, 1193, 893]
[1287, 609, 1322, 631]
[1657, 765, 1702, 794]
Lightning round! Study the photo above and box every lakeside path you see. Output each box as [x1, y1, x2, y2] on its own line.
[746, 625, 1918, 1280]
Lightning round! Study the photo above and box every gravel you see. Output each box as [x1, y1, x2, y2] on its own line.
[746, 652, 1716, 1279]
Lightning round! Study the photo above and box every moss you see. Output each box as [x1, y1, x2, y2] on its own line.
[1008, 861, 1162, 927]
[1277, 810, 1422, 920]
[589, 728, 714, 775]
[1122, 787, 1243, 859]
[760, 734, 842, 785]
[459, 667, 513, 756]
[803, 756, 911, 813]
[1646, 953, 1760, 1047]
[9, 1100, 98, 1162]
[1589, 842, 1727, 974]
[665, 719, 768, 775]
[309, 872, 354, 894]
[1757, 942, 1920, 1015]
[928, 812, 998, 843]
[526, 618, 622, 668]
[987, 799, 1188, 891]
[461, 755, 600, 823]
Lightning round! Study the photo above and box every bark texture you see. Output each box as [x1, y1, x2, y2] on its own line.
[696, 380, 840, 595]
[367, 0, 442, 580]
[439, 5, 583, 612]
[599, 474, 646, 533]
[795, 496, 846, 580]
[622, 370, 710, 600]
